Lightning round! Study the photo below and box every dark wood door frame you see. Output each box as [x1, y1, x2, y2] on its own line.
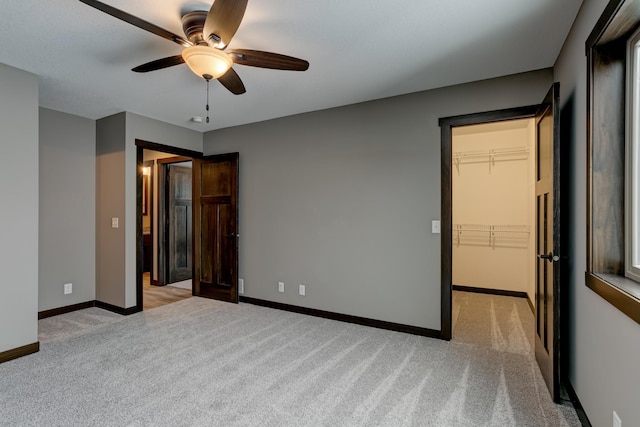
[135, 140, 203, 311]
[438, 105, 539, 340]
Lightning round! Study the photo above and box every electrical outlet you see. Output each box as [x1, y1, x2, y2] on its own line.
[613, 411, 621, 427]
[299, 284, 306, 296]
[278, 282, 285, 293]
[431, 220, 441, 234]
[63, 283, 72, 295]
[238, 278, 244, 295]
[111, 217, 119, 228]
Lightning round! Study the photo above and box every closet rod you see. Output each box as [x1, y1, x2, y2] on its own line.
[453, 146, 529, 159]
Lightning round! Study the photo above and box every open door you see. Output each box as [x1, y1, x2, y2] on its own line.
[534, 82, 562, 402]
[193, 153, 239, 303]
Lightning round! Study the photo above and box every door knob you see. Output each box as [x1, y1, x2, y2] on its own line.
[538, 253, 560, 262]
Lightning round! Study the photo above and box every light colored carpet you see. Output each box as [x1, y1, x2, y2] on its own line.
[0, 292, 580, 426]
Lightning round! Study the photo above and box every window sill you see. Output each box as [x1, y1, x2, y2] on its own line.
[586, 272, 640, 324]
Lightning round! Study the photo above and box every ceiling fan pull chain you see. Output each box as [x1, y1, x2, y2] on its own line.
[205, 76, 211, 123]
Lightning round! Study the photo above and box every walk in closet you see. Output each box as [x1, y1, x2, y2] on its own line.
[452, 119, 536, 306]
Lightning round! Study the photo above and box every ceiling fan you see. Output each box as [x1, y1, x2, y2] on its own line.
[79, 0, 309, 95]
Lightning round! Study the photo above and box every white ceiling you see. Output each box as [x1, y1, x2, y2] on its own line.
[0, 0, 583, 131]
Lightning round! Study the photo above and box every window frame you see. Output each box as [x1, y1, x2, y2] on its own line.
[627, 27, 640, 282]
[586, 0, 640, 325]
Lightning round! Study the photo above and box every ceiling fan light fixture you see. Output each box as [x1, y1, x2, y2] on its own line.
[182, 45, 232, 79]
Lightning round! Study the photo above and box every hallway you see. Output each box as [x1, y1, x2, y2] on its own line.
[143, 272, 191, 310]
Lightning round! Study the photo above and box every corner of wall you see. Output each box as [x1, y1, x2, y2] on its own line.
[0, 63, 39, 353]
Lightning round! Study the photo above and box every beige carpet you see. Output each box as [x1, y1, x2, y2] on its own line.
[0, 292, 580, 426]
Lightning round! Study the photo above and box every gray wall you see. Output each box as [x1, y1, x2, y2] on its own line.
[203, 69, 553, 330]
[553, 0, 640, 425]
[96, 112, 202, 308]
[96, 113, 127, 307]
[0, 63, 39, 353]
[39, 108, 96, 311]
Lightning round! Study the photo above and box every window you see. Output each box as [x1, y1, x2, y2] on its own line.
[586, 0, 640, 324]
[628, 28, 640, 282]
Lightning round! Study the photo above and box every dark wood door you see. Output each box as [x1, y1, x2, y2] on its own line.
[534, 82, 562, 402]
[193, 153, 239, 303]
[168, 165, 193, 283]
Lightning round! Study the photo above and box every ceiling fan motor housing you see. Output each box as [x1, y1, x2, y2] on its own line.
[182, 11, 208, 45]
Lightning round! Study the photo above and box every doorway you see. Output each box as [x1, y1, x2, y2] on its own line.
[136, 141, 240, 311]
[439, 83, 565, 402]
[137, 145, 198, 311]
[449, 117, 537, 354]
[439, 105, 539, 340]
[451, 118, 536, 305]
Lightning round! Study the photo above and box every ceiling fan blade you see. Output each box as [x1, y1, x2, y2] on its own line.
[203, 0, 248, 49]
[132, 55, 185, 73]
[217, 68, 246, 95]
[78, 0, 191, 47]
[228, 49, 309, 71]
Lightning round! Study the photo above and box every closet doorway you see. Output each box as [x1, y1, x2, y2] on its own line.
[451, 119, 536, 307]
[440, 84, 566, 402]
[449, 117, 537, 354]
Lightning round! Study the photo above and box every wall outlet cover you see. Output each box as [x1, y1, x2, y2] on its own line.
[278, 282, 285, 293]
[238, 278, 244, 295]
[63, 283, 72, 295]
[299, 284, 306, 296]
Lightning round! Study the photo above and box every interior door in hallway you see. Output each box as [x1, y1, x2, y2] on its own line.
[534, 82, 562, 402]
[168, 164, 192, 283]
[193, 153, 239, 303]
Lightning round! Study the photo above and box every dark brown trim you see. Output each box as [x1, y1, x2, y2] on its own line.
[586, 0, 633, 51]
[440, 122, 453, 341]
[439, 105, 539, 342]
[239, 296, 442, 339]
[452, 284, 528, 299]
[39, 300, 142, 318]
[38, 301, 96, 319]
[438, 105, 540, 127]
[527, 295, 535, 315]
[0, 342, 39, 364]
[565, 379, 593, 427]
[586, 273, 640, 324]
[585, 0, 620, 51]
[454, 284, 536, 315]
[135, 139, 203, 159]
[136, 147, 144, 312]
[95, 300, 140, 316]
[585, 0, 640, 326]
